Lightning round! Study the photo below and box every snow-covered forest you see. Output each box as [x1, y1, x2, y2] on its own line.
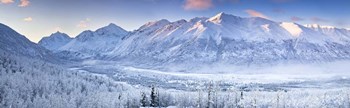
[1, 52, 350, 108]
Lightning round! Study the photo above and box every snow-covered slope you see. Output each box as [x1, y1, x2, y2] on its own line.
[58, 23, 129, 58]
[305, 24, 350, 43]
[38, 31, 72, 51]
[109, 12, 350, 67]
[0, 23, 55, 60]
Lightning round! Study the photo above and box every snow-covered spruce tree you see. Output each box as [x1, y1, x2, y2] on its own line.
[239, 91, 245, 108]
[0, 86, 3, 106]
[347, 92, 350, 108]
[150, 85, 158, 107]
[276, 92, 280, 108]
[197, 89, 203, 108]
[207, 82, 214, 108]
[140, 91, 148, 107]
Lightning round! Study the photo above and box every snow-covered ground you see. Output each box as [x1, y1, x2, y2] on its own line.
[69, 59, 350, 91]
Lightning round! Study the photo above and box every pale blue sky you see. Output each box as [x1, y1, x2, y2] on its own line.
[1, 0, 349, 43]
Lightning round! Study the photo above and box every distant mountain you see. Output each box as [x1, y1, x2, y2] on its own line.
[0, 23, 55, 60]
[38, 31, 72, 51]
[109, 12, 350, 67]
[37, 12, 350, 67]
[39, 23, 129, 59]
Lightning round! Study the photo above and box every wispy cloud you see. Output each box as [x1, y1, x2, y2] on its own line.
[0, 0, 13, 4]
[18, 0, 29, 7]
[184, 0, 213, 10]
[23, 17, 33, 22]
[77, 18, 91, 28]
[245, 9, 268, 19]
[1, 0, 30, 7]
[291, 16, 303, 22]
[310, 17, 328, 22]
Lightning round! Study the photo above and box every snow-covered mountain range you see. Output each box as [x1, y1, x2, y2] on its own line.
[22, 12, 350, 66]
[60, 23, 128, 54]
[109, 12, 350, 66]
[38, 23, 129, 59]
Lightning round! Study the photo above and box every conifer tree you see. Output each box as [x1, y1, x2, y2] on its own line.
[140, 92, 148, 107]
[150, 85, 158, 107]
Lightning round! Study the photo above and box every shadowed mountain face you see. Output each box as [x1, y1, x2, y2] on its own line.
[0, 23, 57, 61]
[38, 31, 72, 51]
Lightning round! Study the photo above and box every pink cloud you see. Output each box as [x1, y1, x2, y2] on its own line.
[291, 16, 303, 22]
[184, 0, 213, 10]
[77, 18, 91, 28]
[0, 0, 14, 4]
[23, 17, 33, 22]
[245, 9, 268, 19]
[18, 0, 29, 7]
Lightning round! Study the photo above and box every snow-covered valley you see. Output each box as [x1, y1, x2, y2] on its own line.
[68, 59, 350, 91]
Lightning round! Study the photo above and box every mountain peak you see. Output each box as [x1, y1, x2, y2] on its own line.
[209, 12, 227, 20]
[106, 23, 118, 28]
[158, 19, 170, 23]
[174, 19, 187, 24]
[51, 31, 69, 37]
[100, 23, 123, 30]
[208, 12, 240, 23]
[140, 19, 171, 30]
[96, 23, 128, 36]
[38, 31, 72, 51]
[147, 19, 170, 26]
[76, 30, 93, 37]
[50, 31, 70, 38]
[214, 12, 226, 17]
[189, 17, 208, 23]
[305, 24, 336, 29]
[304, 24, 320, 28]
